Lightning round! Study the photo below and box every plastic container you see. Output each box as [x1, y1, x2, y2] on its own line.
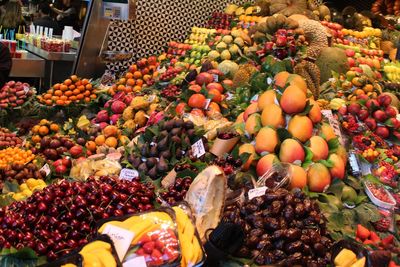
[331, 240, 370, 267]
[256, 163, 291, 190]
[364, 181, 396, 210]
[97, 208, 181, 267]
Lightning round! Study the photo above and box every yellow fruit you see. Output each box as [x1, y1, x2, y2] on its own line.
[238, 144, 256, 171]
[334, 248, 357, 267]
[80, 241, 111, 254]
[26, 178, 39, 189]
[261, 103, 285, 128]
[19, 183, 29, 191]
[255, 127, 278, 154]
[280, 85, 307, 114]
[287, 115, 313, 143]
[257, 90, 276, 111]
[79, 253, 102, 267]
[12, 193, 25, 201]
[350, 257, 366, 267]
[21, 189, 32, 197]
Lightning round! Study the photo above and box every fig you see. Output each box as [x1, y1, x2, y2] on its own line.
[156, 157, 168, 173]
[171, 136, 181, 143]
[157, 136, 169, 151]
[149, 146, 158, 157]
[163, 121, 174, 131]
[146, 157, 157, 168]
[137, 163, 148, 173]
[148, 166, 158, 179]
[184, 120, 194, 129]
[40, 136, 51, 148]
[159, 150, 171, 159]
[174, 119, 184, 128]
[170, 128, 182, 136]
[44, 148, 58, 160]
[140, 144, 150, 157]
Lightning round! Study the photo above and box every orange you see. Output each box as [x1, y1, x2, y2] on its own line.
[73, 89, 80, 95]
[60, 95, 68, 101]
[69, 96, 77, 101]
[53, 83, 60, 90]
[133, 71, 142, 79]
[190, 109, 205, 117]
[60, 84, 68, 91]
[77, 94, 84, 100]
[124, 86, 133, 93]
[188, 94, 206, 109]
[117, 85, 125, 91]
[31, 135, 41, 143]
[82, 78, 89, 85]
[85, 84, 92, 90]
[133, 85, 141, 92]
[126, 78, 135, 86]
[141, 68, 149, 75]
[85, 141, 97, 152]
[71, 75, 78, 82]
[103, 125, 119, 137]
[119, 78, 126, 84]
[45, 99, 53, 106]
[64, 79, 72, 86]
[65, 100, 71, 105]
[68, 85, 76, 90]
[207, 89, 222, 103]
[38, 126, 49, 136]
[84, 97, 91, 102]
[54, 90, 62, 96]
[65, 91, 73, 97]
[84, 90, 91, 97]
[130, 64, 137, 72]
[44, 93, 52, 100]
[95, 135, 106, 146]
[355, 89, 365, 96]
[47, 89, 54, 94]
[90, 94, 97, 99]
[105, 137, 118, 148]
[56, 99, 65, 106]
[125, 72, 133, 79]
[136, 79, 143, 87]
[51, 96, 59, 101]
[77, 85, 85, 92]
[32, 125, 40, 134]
[50, 124, 59, 132]
[75, 81, 82, 87]
[119, 135, 130, 145]
[206, 102, 221, 117]
[175, 103, 187, 115]
[143, 74, 151, 82]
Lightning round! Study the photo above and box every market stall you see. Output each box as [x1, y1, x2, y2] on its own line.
[2, 0, 400, 267]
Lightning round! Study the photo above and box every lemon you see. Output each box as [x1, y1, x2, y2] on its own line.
[26, 178, 39, 189]
[13, 193, 25, 201]
[19, 183, 29, 191]
[22, 189, 32, 197]
[37, 179, 46, 186]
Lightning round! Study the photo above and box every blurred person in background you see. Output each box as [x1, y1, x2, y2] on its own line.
[0, 42, 11, 88]
[0, 0, 25, 31]
[50, 0, 78, 31]
[34, 3, 61, 35]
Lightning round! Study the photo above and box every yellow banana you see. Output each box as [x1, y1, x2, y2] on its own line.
[122, 215, 144, 228]
[141, 211, 173, 224]
[190, 236, 202, 265]
[79, 253, 103, 267]
[80, 241, 111, 254]
[130, 220, 158, 244]
[94, 250, 117, 267]
[61, 264, 77, 267]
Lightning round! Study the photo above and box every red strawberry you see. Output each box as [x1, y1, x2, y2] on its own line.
[363, 239, 375, 245]
[143, 241, 155, 254]
[356, 224, 371, 240]
[138, 234, 152, 245]
[151, 249, 163, 265]
[136, 248, 145, 255]
[382, 235, 394, 247]
[389, 261, 400, 267]
[370, 231, 381, 243]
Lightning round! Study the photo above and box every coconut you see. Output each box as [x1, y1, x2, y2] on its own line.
[315, 47, 349, 83]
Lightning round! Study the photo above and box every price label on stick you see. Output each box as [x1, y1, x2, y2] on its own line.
[123, 256, 147, 267]
[192, 139, 206, 158]
[248, 186, 268, 200]
[119, 168, 139, 181]
[102, 224, 134, 261]
[321, 110, 344, 145]
[40, 163, 51, 176]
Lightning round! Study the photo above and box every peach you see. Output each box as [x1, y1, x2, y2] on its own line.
[243, 102, 259, 121]
[307, 163, 331, 192]
[308, 99, 322, 123]
[279, 138, 305, 164]
[287, 74, 307, 94]
[287, 115, 313, 143]
[261, 103, 285, 128]
[309, 136, 329, 161]
[257, 90, 276, 111]
[280, 85, 307, 114]
[320, 123, 336, 141]
[256, 154, 279, 177]
[255, 127, 279, 154]
[289, 164, 307, 189]
[328, 153, 345, 179]
[245, 113, 262, 136]
[239, 144, 256, 171]
[274, 71, 290, 88]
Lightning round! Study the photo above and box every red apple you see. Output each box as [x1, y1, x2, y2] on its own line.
[196, 72, 214, 85]
[375, 126, 390, 139]
[385, 106, 397, 118]
[338, 106, 348, 115]
[386, 118, 400, 129]
[378, 94, 392, 107]
[365, 117, 377, 130]
[345, 49, 355, 57]
[366, 99, 380, 110]
[357, 109, 369, 121]
[69, 145, 83, 158]
[55, 165, 67, 175]
[373, 110, 387, 122]
[206, 82, 224, 93]
[348, 103, 361, 115]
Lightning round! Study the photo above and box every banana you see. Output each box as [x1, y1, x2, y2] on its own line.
[190, 235, 202, 265]
[79, 253, 103, 267]
[141, 211, 173, 224]
[80, 241, 111, 254]
[130, 220, 157, 244]
[61, 264, 77, 267]
[122, 215, 144, 228]
[94, 250, 117, 267]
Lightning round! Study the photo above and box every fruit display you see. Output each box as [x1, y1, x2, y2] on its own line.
[223, 188, 333, 266]
[0, 176, 154, 260]
[37, 75, 97, 106]
[0, 81, 34, 109]
[3, 1, 400, 266]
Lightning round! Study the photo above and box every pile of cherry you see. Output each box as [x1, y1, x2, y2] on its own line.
[0, 176, 155, 260]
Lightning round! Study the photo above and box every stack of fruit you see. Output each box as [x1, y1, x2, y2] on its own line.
[166, 41, 192, 57]
[208, 33, 247, 61]
[9, 178, 47, 201]
[185, 27, 216, 45]
[0, 81, 34, 109]
[37, 75, 97, 106]
[206, 12, 233, 30]
[182, 44, 211, 66]
[0, 127, 22, 148]
[0, 147, 35, 169]
[0, 162, 45, 188]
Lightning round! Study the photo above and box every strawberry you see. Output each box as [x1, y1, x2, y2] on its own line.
[163, 247, 179, 261]
[374, 218, 391, 232]
[155, 239, 166, 251]
[370, 231, 381, 243]
[136, 248, 145, 256]
[143, 241, 155, 254]
[151, 249, 163, 265]
[138, 234, 152, 244]
[356, 224, 371, 240]
[363, 239, 375, 245]
[382, 235, 394, 247]
[389, 261, 400, 267]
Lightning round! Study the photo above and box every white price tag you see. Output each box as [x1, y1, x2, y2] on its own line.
[192, 139, 206, 158]
[360, 161, 372, 176]
[102, 224, 135, 261]
[226, 92, 233, 101]
[321, 110, 344, 145]
[119, 168, 139, 181]
[123, 256, 147, 267]
[40, 163, 51, 176]
[250, 94, 259, 103]
[204, 99, 211, 110]
[212, 74, 219, 82]
[266, 78, 273, 85]
[248, 186, 267, 200]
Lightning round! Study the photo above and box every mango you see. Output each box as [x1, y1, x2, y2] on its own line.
[257, 90, 276, 111]
[280, 85, 307, 114]
[243, 102, 259, 121]
[279, 138, 305, 164]
[245, 113, 262, 136]
[256, 154, 279, 177]
[320, 123, 336, 141]
[235, 112, 245, 124]
[336, 145, 348, 165]
[287, 74, 307, 94]
[309, 99, 322, 123]
[350, 257, 366, 267]
[307, 163, 331, 192]
[239, 144, 256, 171]
[289, 164, 307, 189]
[255, 127, 278, 154]
[288, 115, 313, 143]
[261, 103, 285, 128]
[309, 136, 329, 161]
[334, 248, 357, 267]
[328, 153, 345, 179]
[274, 71, 290, 88]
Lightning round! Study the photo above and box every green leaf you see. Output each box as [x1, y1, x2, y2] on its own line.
[12, 248, 37, 260]
[318, 159, 334, 168]
[302, 147, 314, 168]
[298, 100, 312, 116]
[344, 176, 363, 190]
[328, 138, 340, 153]
[355, 195, 368, 205]
[326, 179, 345, 198]
[276, 128, 292, 143]
[239, 152, 251, 165]
[327, 212, 345, 231]
[354, 203, 381, 226]
[2, 181, 19, 194]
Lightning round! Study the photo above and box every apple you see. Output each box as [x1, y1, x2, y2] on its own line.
[365, 117, 377, 130]
[347, 58, 356, 68]
[345, 49, 355, 57]
[348, 103, 361, 115]
[338, 106, 348, 115]
[378, 94, 392, 107]
[357, 109, 369, 121]
[366, 99, 380, 110]
[373, 110, 387, 122]
[385, 106, 398, 118]
[375, 126, 390, 139]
